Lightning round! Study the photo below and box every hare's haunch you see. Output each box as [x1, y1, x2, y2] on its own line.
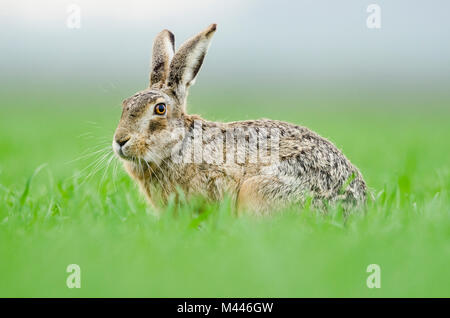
[112, 24, 367, 214]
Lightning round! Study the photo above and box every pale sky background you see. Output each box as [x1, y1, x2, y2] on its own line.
[1, 0, 449, 97]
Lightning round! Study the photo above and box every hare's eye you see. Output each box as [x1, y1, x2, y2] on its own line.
[154, 103, 166, 115]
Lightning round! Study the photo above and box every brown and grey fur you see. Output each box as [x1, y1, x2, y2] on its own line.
[113, 24, 367, 215]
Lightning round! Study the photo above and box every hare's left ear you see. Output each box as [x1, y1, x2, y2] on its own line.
[149, 29, 175, 88]
[167, 24, 217, 103]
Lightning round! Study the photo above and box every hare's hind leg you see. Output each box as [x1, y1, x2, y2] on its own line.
[236, 175, 289, 216]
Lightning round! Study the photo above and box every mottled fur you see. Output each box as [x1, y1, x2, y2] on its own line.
[112, 24, 367, 215]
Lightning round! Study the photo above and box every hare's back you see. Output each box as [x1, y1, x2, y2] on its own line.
[227, 119, 366, 202]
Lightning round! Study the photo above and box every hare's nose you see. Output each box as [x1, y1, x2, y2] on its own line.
[116, 137, 130, 147]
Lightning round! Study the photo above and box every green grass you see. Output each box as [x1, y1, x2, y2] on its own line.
[0, 89, 449, 297]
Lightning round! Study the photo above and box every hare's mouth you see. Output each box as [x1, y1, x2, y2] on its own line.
[112, 141, 135, 161]
[117, 151, 142, 164]
[115, 148, 150, 165]
[117, 148, 131, 160]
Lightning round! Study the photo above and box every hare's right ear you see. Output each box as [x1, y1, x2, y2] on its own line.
[167, 24, 217, 104]
[149, 29, 175, 88]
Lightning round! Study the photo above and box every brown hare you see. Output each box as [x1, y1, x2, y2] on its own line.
[112, 24, 367, 214]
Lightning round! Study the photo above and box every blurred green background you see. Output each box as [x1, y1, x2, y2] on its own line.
[0, 0, 449, 297]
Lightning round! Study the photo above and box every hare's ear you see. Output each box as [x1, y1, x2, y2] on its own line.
[149, 29, 175, 88]
[167, 24, 217, 102]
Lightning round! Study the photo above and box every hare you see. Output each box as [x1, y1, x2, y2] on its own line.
[113, 24, 367, 214]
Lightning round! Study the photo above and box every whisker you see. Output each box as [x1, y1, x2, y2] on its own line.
[112, 157, 119, 192]
[144, 152, 172, 200]
[76, 149, 111, 175]
[79, 150, 113, 185]
[66, 145, 111, 165]
[99, 153, 115, 187]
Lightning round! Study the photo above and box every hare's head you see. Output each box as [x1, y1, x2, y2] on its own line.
[113, 24, 216, 163]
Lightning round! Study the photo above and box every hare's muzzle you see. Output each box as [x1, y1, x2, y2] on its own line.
[113, 135, 131, 159]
